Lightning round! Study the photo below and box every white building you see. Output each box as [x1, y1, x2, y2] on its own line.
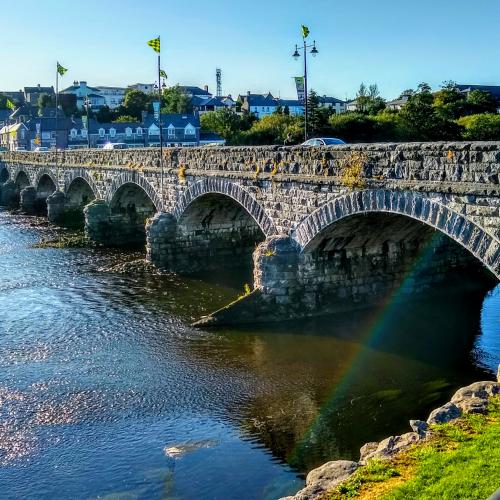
[95, 86, 127, 109]
[128, 83, 156, 94]
[60, 81, 106, 110]
[318, 96, 346, 114]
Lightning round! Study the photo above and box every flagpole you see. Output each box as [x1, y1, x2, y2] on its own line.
[158, 36, 164, 209]
[55, 64, 59, 180]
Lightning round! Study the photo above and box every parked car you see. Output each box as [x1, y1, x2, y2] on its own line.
[302, 137, 346, 146]
[34, 146, 49, 152]
[0, 146, 7, 152]
[103, 143, 128, 150]
[14, 146, 26, 151]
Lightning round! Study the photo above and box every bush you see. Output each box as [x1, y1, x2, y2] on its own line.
[457, 114, 500, 141]
[328, 113, 377, 142]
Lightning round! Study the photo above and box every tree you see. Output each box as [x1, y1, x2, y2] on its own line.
[328, 113, 377, 142]
[161, 85, 192, 114]
[434, 85, 467, 120]
[120, 89, 150, 120]
[113, 115, 137, 123]
[466, 90, 498, 115]
[274, 105, 283, 115]
[37, 93, 55, 115]
[96, 105, 115, 123]
[458, 114, 500, 140]
[356, 83, 369, 112]
[283, 105, 290, 116]
[200, 108, 245, 144]
[240, 114, 302, 145]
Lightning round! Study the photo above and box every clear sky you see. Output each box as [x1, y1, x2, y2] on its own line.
[1, 0, 500, 100]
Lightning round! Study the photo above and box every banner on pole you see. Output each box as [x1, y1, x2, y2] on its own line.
[153, 101, 160, 121]
[82, 115, 88, 129]
[294, 77, 305, 102]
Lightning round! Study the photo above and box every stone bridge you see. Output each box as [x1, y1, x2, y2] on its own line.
[1, 142, 500, 324]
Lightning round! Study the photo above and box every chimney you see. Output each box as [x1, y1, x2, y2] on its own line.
[37, 84, 41, 88]
[247, 91, 251, 96]
[204, 85, 209, 92]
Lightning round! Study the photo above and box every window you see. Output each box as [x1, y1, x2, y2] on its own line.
[125, 127, 132, 137]
[70, 128, 77, 138]
[185, 124, 195, 136]
[168, 125, 175, 138]
[149, 126, 159, 136]
[136, 127, 142, 135]
[82, 129, 88, 138]
[99, 128, 105, 137]
[109, 128, 116, 138]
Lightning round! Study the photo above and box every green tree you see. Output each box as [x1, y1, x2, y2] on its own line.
[113, 115, 137, 123]
[200, 108, 245, 144]
[120, 89, 150, 120]
[458, 114, 500, 140]
[328, 112, 377, 142]
[96, 105, 116, 123]
[466, 90, 498, 115]
[240, 114, 302, 145]
[434, 83, 467, 120]
[37, 93, 55, 115]
[283, 105, 290, 116]
[161, 85, 192, 114]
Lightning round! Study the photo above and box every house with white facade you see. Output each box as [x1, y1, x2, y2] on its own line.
[128, 83, 156, 94]
[60, 81, 106, 111]
[95, 86, 127, 109]
[318, 96, 346, 114]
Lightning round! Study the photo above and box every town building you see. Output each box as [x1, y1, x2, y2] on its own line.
[386, 95, 410, 111]
[318, 96, 346, 114]
[95, 86, 127, 109]
[456, 85, 500, 112]
[238, 92, 279, 118]
[128, 83, 156, 94]
[179, 86, 212, 100]
[60, 81, 106, 111]
[0, 123, 30, 150]
[23, 84, 54, 105]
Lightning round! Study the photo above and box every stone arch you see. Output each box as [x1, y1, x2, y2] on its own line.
[0, 164, 9, 183]
[34, 167, 58, 191]
[173, 178, 277, 237]
[14, 168, 31, 190]
[293, 189, 500, 279]
[64, 169, 101, 200]
[106, 171, 162, 211]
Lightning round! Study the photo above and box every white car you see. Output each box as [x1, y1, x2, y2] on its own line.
[103, 143, 128, 150]
[14, 146, 27, 151]
[302, 137, 346, 146]
[34, 146, 49, 152]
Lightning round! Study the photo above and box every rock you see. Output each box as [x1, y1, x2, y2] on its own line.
[427, 402, 461, 425]
[359, 442, 378, 462]
[363, 432, 419, 462]
[455, 396, 489, 415]
[288, 460, 359, 499]
[497, 365, 500, 383]
[410, 419, 429, 438]
[451, 381, 500, 404]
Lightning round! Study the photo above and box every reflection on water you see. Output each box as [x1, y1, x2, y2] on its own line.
[0, 209, 498, 500]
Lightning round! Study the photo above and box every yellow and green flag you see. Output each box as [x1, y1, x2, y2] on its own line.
[160, 69, 168, 79]
[301, 25, 310, 39]
[147, 37, 161, 53]
[57, 62, 68, 76]
[5, 98, 15, 110]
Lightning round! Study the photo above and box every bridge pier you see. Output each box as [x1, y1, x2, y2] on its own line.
[1, 180, 20, 208]
[146, 212, 178, 268]
[47, 191, 67, 224]
[20, 187, 37, 214]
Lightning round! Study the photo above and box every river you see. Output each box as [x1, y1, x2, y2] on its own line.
[0, 209, 498, 500]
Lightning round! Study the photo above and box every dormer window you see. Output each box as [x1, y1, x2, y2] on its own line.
[168, 125, 175, 138]
[136, 127, 142, 135]
[70, 128, 77, 138]
[185, 124, 195, 136]
[82, 129, 88, 138]
[148, 124, 159, 136]
[99, 128, 105, 137]
[125, 127, 132, 137]
[109, 128, 116, 138]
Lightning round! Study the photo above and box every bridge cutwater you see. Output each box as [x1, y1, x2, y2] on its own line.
[1, 142, 499, 325]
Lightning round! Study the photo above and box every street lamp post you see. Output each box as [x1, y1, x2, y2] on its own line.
[293, 37, 319, 141]
[83, 97, 92, 148]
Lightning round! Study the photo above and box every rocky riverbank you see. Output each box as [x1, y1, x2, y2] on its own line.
[281, 365, 500, 500]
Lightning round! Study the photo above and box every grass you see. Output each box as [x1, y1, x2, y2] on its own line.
[324, 396, 500, 500]
[32, 230, 94, 249]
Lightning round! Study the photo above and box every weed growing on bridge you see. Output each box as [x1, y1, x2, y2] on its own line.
[178, 165, 186, 183]
[253, 164, 261, 180]
[339, 151, 368, 190]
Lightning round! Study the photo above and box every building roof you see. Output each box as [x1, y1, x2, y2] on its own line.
[276, 99, 303, 107]
[26, 117, 74, 131]
[144, 113, 200, 128]
[456, 85, 500, 101]
[239, 93, 277, 107]
[61, 83, 101, 93]
[179, 86, 211, 97]
[24, 85, 54, 94]
[318, 96, 345, 105]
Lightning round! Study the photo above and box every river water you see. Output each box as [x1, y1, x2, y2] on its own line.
[0, 209, 499, 500]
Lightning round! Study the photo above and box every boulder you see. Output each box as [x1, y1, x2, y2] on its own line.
[288, 460, 359, 499]
[455, 396, 489, 415]
[497, 365, 500, 383]
[359, 442, 378, 462]
[363, 432, 419, 462]
[427, 402, 461, 425]
[410, 419, 429, 438]
[451, 381, 500, 404]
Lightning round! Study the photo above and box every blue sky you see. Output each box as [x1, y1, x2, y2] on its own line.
[2, 0, 500, 100]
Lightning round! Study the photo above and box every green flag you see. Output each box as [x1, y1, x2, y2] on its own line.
[301, 25, 310, 39]
[147, 36, 161, 53]
[160, 69, 168, 79]
[57, 62, 68, 76]
[5, 98, 15, 110]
